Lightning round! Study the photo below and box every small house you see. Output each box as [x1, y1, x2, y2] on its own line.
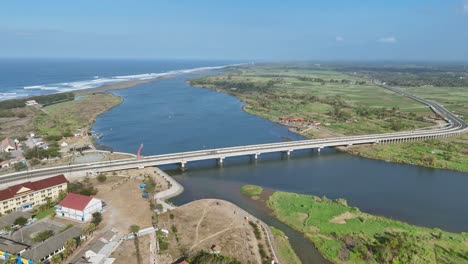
[1, 137, 17, 152]
[25, 100, 38, 107]
[0, 156, 26, 169]
[56, 193, 103, 222]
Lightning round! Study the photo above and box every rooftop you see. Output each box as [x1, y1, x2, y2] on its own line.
[59, 193, 93, 211]
[0, 211, 33, 229]
[0, 175, 67, 201]
[21, 226, 82, 261]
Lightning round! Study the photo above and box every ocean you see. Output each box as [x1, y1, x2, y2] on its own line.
[0, 58, 236, 101]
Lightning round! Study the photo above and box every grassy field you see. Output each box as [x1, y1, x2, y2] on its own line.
[270, 226, 301, 264]
[399, 85, 468, 121]
[240, 184, 263, 199]
[265, 189, 468, 264]
[352, 84, 468, 172]
[349, 133, 468, 172]
[191, 65, 468, 172]
[191, 66, 434, 137]
[35, 93, 122, 137]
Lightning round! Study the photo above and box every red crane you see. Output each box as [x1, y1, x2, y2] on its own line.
[137, 143, 143, 159]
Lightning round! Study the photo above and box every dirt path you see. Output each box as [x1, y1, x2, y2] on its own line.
[159, 199, 279, 264]
[193, 203, 209, 243]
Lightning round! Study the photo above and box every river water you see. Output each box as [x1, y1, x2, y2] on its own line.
[93, 72, 468, 263]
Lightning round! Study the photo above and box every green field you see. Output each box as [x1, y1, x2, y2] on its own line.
[191, 65, 468, 172]
[270, 226, 301, 264]
[240, 184, 263, 199]
[35, 93, 122, 137]
[399, 85, 468, 120]
[349, 133, 468, 172]
[266, 189, 468, 264]
[191, 66, 433, 137]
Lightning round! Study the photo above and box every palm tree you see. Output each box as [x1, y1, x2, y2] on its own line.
[82, 223, 96, 236]
[63, 238, 77, 258]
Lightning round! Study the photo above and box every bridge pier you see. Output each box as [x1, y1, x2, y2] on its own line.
[317, 147, 322, 153]
[179, 162, 186, 171]
[252, 153, 260, 160]
[217, 157, 224, 166]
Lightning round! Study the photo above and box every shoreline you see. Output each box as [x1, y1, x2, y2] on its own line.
[245, 185, 468, 264]
[151, 169, 282, 263]
[1, 64, 244, 102]
[189, 80, 468, 173]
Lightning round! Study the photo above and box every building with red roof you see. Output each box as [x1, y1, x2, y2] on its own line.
[0, 175, 68, 215]
[56, 193, 102, 222]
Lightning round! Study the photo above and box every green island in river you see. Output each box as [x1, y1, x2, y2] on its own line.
[241, 185, 468, 264]
[190, 65, 468, 172]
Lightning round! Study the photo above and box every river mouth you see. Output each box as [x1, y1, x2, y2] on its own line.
[93, 70, 468, 263]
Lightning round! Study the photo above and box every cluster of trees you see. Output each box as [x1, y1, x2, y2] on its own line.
[0, 92, 75, 110]
[24, 144, 61, 161]
[191, 78, 278, 94]
[186, 251, 242, 264]
[297, 76, 366, 85]
[68, 179, 98, 196]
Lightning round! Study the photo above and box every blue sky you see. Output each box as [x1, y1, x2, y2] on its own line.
[1, 0, 467, 61]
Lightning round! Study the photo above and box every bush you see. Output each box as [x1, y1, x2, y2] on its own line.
[97, 174, 107, 183]
[14, 162, 27, 172]
[91, 212, 102, 226]
[33, 230, 54, 242]
[30, 158, 41, 166]
[14, 217, 28, 226]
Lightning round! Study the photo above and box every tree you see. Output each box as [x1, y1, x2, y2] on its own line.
[13, 216, 28, 227]
[63, 238, 77, 258]
[97, 173, 107, 183]
[56, 191, 67, 202]
[83, 223, 96, 236]
[14, 162, 27, 172]
[50, 253, 62, 264]
[130, 224, 140, 235]
[91, 212, 102, 226]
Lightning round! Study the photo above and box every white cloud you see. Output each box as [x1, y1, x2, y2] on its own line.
[377, 37, 397, 43]
[335, 36, 344, 42]
[463, 0, 468, 13]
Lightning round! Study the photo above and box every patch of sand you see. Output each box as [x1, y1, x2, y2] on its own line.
[330, 212, 358, 224]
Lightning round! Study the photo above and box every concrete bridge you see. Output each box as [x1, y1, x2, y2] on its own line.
[0, 83, 466, 187]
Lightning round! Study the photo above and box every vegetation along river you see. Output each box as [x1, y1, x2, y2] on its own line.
[93, 72, 468, 263]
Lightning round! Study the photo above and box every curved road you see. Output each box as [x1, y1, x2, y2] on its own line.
[0, 82, 466, 187]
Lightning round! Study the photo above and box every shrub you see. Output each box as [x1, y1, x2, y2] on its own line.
[33, 230, 54, 242]
[97, 174, 107, 183]
[14, 217, 28, 226]
[91, 212, 102, 226]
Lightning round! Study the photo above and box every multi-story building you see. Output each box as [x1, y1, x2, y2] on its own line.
[0, 175, 68, 215]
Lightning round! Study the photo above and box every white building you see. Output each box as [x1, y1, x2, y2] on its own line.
[25, 100, 38, 106]
[56, 193, 102, 222]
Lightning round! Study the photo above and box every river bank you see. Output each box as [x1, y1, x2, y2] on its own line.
[242, 185, 468, 264]
[189, 66, 468, 172]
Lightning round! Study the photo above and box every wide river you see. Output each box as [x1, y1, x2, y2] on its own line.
[93, 72, 468, 263]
